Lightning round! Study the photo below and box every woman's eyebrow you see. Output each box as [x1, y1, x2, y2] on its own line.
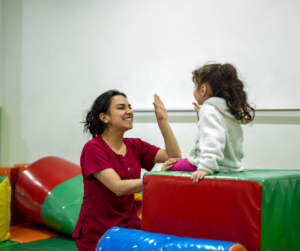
[115, 103, 131, 107]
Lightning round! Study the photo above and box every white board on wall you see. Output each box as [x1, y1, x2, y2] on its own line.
[23, 0, 300, 111]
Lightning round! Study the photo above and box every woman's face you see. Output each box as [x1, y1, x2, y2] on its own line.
[105, 95, 133, 132]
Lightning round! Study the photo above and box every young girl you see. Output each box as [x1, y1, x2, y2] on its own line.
[162, 63, 255, 183]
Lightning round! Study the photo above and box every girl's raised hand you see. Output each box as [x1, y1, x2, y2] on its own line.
[192, 102, 201, 121]
[153, 94, 167, 121]
[191, 169, 210, 183]
[161, 158, 179, 171]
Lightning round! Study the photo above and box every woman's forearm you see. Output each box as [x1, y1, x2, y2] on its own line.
[115, 179, 143, 196]
[158, 120, 182, 158]
[94, 169, 143, 197]
[153, 94, 182, 159]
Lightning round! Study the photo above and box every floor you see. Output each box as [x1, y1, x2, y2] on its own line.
[0, 237, 77, 251]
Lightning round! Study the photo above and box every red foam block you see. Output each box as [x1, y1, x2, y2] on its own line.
[142, 175, 262, 251]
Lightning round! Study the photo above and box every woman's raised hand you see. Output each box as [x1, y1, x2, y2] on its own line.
[161, 158, 179, 171]
[153, 94, 167, 121]
[192, 102, 201, 121]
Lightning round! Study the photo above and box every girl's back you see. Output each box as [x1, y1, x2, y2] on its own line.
[191, 97, 244, 174]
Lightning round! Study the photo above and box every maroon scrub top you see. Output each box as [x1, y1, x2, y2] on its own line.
[73, 135, 159, 248]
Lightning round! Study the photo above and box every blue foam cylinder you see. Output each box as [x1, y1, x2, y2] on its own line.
[96, 227, 243, 251]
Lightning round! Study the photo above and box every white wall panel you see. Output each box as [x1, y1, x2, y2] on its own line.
[1, 0, 299, 172]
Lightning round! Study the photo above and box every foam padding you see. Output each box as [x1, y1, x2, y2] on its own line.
[13, 163, 29, 175]
[40, 175, 83, 236]
[0, 176, 11, 243]
[0, 237, 76, 251]
[0, 166, 27, 225]
[0, 240, 19, 248]
[142, 172, 262, 251]
[14, 157, 81, 225]
[259, 173, 300, 250]
[134, 192, 143, 219]
[40, 183, 143, 235]
[9, 222, 61, 244]
[96, 227, 247, 251]
[143, 170, 300, 251]
[15, 157, 143, 237]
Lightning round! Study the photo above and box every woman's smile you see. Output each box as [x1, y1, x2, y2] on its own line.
[123, 117, 133, 122]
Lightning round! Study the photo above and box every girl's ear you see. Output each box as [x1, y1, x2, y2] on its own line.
[201, 85, 207, 96]
[99, 113, 107, 123]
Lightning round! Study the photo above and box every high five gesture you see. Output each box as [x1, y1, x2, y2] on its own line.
[153, 94, 168, 121]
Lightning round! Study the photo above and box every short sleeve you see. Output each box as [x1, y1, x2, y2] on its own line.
[80, 142, 113, 178]
[126, 138, 160, 172]
[140, 140, 160, 172]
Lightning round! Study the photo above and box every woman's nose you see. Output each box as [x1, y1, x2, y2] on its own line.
[126, 108, 133, 114]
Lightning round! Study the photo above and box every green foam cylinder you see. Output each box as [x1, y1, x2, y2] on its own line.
[40, 175, 83, 236]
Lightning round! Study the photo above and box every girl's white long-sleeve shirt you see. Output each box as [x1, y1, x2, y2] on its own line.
[187, 97, 244, 174]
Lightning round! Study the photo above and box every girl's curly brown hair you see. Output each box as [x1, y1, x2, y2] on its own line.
[192, 63, 255, 124]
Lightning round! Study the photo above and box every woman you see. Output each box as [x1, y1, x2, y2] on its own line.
[73, 90, 181, 250]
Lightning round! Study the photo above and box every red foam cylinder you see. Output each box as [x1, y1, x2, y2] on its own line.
[14, 156, 81, 224]
[142, 175, 262, 251]
[0, 166, 26, 225]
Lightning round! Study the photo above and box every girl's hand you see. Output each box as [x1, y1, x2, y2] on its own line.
[153, 94, 167, 121]
[191, 170, 210, 183]
[192, 102, 201, 121]
[161, 158, 179, 171]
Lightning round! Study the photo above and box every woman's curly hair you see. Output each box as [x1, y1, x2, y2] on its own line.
[84, 90, 127, 138]
[192, 63, 255, 124]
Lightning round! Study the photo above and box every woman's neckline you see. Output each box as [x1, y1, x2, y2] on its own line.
[100, 135, 127, 157]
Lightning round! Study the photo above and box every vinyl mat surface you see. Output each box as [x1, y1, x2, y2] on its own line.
[0, 237, 77, 251]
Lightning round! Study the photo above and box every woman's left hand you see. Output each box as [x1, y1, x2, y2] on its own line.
[191, 170, 210, 183]
[161, 158, 180, 171]
[153, 94, 167, 121]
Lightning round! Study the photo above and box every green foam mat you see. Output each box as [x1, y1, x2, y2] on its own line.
[0, 237, 77, 251]
[0, 240, 19, 248]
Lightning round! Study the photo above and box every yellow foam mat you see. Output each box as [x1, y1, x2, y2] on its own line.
[0, 176, 11, 242]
